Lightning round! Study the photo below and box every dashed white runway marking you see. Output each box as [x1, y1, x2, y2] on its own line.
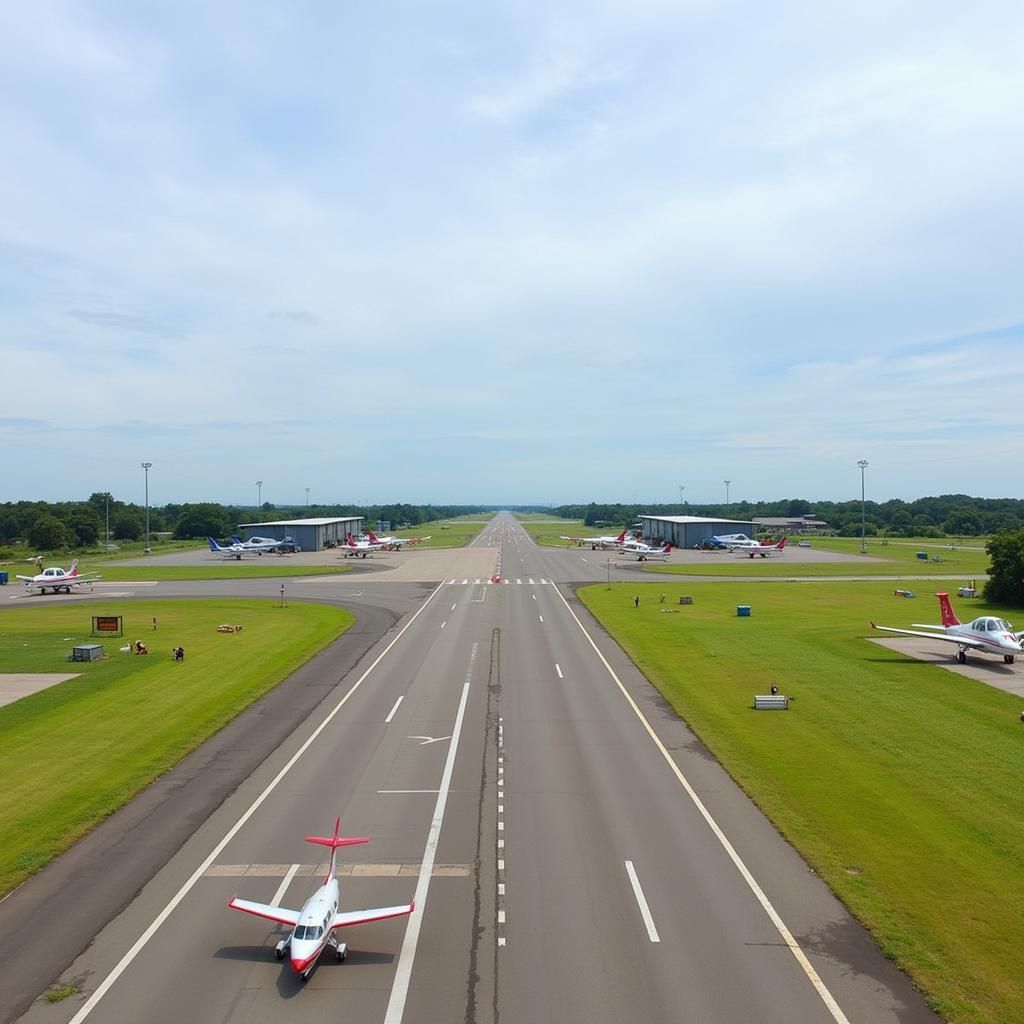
[538, 615, 544, 622]
[270, 863, 299, 907]
[555, 663, 563, 678]
[385, 695, 404, 723]
[625, 860, 660, 943]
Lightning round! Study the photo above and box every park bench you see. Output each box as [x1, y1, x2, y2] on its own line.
[753, 694, 789, 710]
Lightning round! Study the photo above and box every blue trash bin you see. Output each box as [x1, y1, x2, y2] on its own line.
[737, 605, 751, 617]
[0, 571, 8, 585]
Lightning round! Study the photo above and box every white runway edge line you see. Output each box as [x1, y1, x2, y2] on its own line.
[383, 643, 478, 1024]
[67, 581, 447, 1024]
[624, 861, 660, 942]
[548, 584, 852, 1024]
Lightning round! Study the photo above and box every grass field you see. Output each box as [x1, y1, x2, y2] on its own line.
[513, 516, 607, 548]
[0, 598, 354, 896]
[650, 535, 992, 578]
[85, 562, 351, 582]
[579, 580, 1023, 1024]
[388, 515, 491, 548]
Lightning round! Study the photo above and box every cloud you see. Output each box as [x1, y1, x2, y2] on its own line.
[65, 308, 181, 338]
[268, 309, 318, 326]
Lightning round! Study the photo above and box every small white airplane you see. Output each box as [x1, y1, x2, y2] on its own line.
[560, 528, 628, 549]
[871, 592, 1024, 664]
[709, 533, 758, 550]
[736, 536, 787, 558]
[340, 532, 385, 557]
[16, 559, 102, 594]
[619, 540, 673, 561]
[229, 535, 301, 554]
[365, 528, 430, 550]
[228, 818, 413, 979]
[208, 537, 251, 560]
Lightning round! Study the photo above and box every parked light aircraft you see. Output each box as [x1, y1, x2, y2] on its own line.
[229, 535, 300, 554]
[619, 540, 673, 561]
[228, 818, 414, 979]
[341, 532, 384, 557]
[737, 537, 787, 558]
[709, 533, 759, 550]
[365, 528, 430, 550]
[16, 559, 102, 594]
[208, 537, 251, 560]
[561, 528, 628, 549]
[871, 592, 1024, 664]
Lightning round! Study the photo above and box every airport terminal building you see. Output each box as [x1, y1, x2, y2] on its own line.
[237, 517, 363, 553]
[640, 515, 757, 548]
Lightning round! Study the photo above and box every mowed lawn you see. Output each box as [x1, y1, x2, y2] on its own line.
[85, 563, 351, 581]
[0, 599, 353, 896]
[392, 515, 491, 548]
[579, 581, 1024, 1024]
[514, 516, 603, 547]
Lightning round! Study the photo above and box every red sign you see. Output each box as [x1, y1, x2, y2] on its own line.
[94, 616, 122, 632]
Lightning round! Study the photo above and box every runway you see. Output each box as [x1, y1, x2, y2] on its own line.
[5, 516, 937, 1023]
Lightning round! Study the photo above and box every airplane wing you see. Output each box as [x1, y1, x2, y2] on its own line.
[870, 624, 987, 648]
[15, 575, 34, 583]
[332, 902, 414, 929]
[68, 575, 102, 585]
[228, 896, 301, 927]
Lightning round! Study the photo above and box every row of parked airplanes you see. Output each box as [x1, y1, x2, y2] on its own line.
[561, 528, 788, 560]
[207, 529, 431, 560]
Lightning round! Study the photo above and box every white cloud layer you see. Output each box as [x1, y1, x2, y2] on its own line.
[1, 1, 1023, 503]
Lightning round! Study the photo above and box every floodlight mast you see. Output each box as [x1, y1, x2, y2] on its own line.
[857, 459, 869, 553]
[141, 463, 152, 553]
[724, 480, 731, 507]
[256, 480, 263, 510]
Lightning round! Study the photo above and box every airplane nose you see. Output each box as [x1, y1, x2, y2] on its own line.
[291, 956, 312, 974]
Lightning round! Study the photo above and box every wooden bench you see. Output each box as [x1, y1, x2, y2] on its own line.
[753, 694, 789, 710]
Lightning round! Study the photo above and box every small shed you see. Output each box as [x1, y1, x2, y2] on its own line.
[72, 643, 104, 662]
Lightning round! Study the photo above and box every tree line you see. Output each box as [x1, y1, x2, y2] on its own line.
[556, 495, 1024, 538]
[0, 496, 489, 552]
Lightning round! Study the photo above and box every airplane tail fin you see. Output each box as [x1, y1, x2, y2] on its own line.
[366, 529, 379, 543]
[68, 559, 79, 576]
[777, 537, 787, 550]
[936, 592, 959, 627]
[231, 536, 242, 545]
[662, 543, 672, 552]
[307, 818, 370, 882]
[208, 537, 222, 551]
[615, 529, 627, 542]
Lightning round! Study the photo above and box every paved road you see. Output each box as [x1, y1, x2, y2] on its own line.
[7, 516, 938, 1023]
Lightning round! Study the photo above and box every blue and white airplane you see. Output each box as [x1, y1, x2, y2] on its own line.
[229, 818, 414, 979]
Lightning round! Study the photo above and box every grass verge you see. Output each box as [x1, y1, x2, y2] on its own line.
[0, 598, 353, 896]
[579, 580, 1024, 1024]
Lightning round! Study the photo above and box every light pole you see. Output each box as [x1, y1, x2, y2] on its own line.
[105, 493, 110, 552]
[305, 487, 310, 512]
[256, 480, 263, 510]
[724, 480, 731, 507]
[141, 463, 152, 553]
[857, 459, 869, 553]
[678, 484, 684, 507]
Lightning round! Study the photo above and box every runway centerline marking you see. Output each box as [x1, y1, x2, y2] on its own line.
[384, 643, 477, 1024]
[548, 583, 852, 1024]
[66, 581, 446, 1024]
[385, 696, 404, 723]
[555, 663, 563, 678]
[270, 864, 299, 907]
[624, 861, 660, 943]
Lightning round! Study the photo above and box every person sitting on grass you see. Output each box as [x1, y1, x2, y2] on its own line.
[135, 641, 149, 655]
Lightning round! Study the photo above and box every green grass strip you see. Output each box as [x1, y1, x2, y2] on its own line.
[579, 580, 1024, 1024]
[0, 598, 353, 895]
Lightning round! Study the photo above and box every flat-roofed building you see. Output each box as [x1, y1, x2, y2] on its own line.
[236, 517, 362, 553]
[752, 516, 828, 534]
[639, 515, 757, 548]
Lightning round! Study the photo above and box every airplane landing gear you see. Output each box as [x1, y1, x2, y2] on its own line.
[275, 937, 289, 961]
[957, 648, 967, 664]
[328, 935, 348, 962]
[1004, 654, 1015, 663]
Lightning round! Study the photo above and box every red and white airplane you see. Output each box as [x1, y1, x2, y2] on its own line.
[871, 592, 1024, 664]
[618, 540, 673, 561]
[737, 537, 787, 558]
[228, 818, 414, 979]
[561, 528, 628, 549]
[365, 528, 430, 550]
[16, 559, 102, 594]
[340, 532, 385, 557]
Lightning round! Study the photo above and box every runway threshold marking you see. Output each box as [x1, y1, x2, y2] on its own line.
[624, 861, 660, 942]
[67, 581, 447, 1024]
[383, 642, 477, 1024]
[548, 584, 852, 1024]
[385, 696, 404, 723]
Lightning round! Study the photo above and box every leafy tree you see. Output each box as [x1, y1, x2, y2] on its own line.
[68, 508, 101, 546]
[984, 531, 1024, 606]
[943, 508, 980, 536]
[173, 503, 231, 539]
[28, 514, 71, 551]
[112, 510, 143, 541]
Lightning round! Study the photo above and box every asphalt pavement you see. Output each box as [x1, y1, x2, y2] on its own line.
[4, 516, 939, 1023]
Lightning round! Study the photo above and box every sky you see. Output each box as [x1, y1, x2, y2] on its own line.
[2, 1, 1023, 507]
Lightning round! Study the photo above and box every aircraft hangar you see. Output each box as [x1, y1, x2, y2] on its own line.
[640, 514, 757, 548]
[237, 516, 363, 553]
